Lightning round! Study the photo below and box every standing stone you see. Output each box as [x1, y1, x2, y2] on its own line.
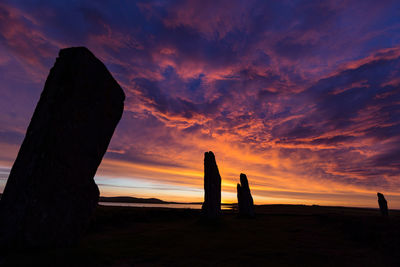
[377, 192, 388, 216]
[0, 47, 125, 247]
[237, 173, 255, 217]
[202, 151, 221, 218]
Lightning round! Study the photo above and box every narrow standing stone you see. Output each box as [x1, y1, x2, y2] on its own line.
[202, 151, 221, 218]
[237, 173, 255, 217]
[377, 192, 388, 216]
[0, 47, 125, 247]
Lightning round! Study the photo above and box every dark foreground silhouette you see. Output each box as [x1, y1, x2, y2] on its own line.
[1, 205, 399, 266]
[0, 47, 125, 247]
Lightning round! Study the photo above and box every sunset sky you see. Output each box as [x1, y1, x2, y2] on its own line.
[1, 0, 400, 208]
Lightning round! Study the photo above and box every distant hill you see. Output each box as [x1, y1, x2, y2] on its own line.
[99, 196, 173, 204]
[1, 193, 226, 205]
[0, 193, 168, 204]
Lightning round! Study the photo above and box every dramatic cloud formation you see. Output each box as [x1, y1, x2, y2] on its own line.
[1, 0, 399, 207]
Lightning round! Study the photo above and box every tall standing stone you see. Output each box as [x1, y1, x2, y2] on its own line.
[202, 151, 221, 218]
[0, 47, 125, 247]
[237, 173, 255, 217]
[377, 192, 388, 216]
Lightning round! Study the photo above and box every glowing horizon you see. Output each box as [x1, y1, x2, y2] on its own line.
[1, 1, 400, 208]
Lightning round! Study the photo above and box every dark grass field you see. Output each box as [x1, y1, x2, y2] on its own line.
[2, 205, 400, 266]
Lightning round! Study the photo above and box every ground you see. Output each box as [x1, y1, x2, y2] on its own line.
[2, 205, 400, 266]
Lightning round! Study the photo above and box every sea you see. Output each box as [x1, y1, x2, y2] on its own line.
[99, 202, 234, 210]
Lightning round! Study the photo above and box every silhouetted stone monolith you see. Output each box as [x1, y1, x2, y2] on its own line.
[202, 151, 221, 218]
[377, 192, 388, 216]
[237, 173, 255, 217]
[0, 47, 125, 248]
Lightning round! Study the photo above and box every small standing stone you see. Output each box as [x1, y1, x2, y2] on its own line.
[237, 173, 255, 217]
[202, 151, 221, 219]
[377, 192, 388, 216]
